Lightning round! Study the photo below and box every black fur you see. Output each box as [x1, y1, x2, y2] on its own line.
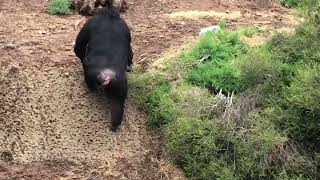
[74, 6, 133, 131]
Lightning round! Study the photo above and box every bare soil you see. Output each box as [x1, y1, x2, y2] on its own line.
[0, 0, 296, 179]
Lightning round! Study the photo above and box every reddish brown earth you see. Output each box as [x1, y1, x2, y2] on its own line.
[0, 0, 294, 179]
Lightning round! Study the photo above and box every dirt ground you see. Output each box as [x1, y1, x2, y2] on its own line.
[0, 0, 297, 179]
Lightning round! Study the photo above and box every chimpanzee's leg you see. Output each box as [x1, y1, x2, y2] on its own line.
[107, 78, 128, 131]
[83, 64, 97, 92]
[126, 47, 133, 72]
[84, 75, 97, 91]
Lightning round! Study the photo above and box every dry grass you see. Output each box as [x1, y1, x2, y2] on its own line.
[167, 10, 242, 20]
[207, 88, 262, 123]
[241, 34, 268, 46]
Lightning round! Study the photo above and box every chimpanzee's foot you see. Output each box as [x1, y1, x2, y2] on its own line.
[126, 65, 132, 72]
[110, 126, 117, 132]
[110, 123, 121, 132]
[110, 119, 122, 132]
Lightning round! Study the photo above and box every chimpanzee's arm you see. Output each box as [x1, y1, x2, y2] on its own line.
[74, 22, 90, 62]
[128, 47, 133, 66]
[127, 29, 133, 70]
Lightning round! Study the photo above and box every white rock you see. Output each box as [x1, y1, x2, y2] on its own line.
[199, 25, 221, 35]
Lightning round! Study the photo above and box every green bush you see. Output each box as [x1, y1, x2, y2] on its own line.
[165, 113, 314, 179]
[48, 0, 71, 15]
[178, 29, 248, 94]
[188, 61, 243, 93]
[280, 0, 303, 7]
[179, 29, 248, 65]
[145, 80, 177, 129]
[236, 47, 283, 92]
[271, 8, 320, 65]
[270, 65, 320, 152]
[239, 26, 261, 37]
[166, 117, 235, 180]
[129, 4, 320, 177]
[170, 83, 214, 119]
[266, 2, 320, 154]
[286, 65, 320, 113]
[207, 30, 246, 58]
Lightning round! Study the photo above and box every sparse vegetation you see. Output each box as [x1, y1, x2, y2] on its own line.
[130, 1, 320, 179]
[173, 29, 249, 94]
[48, 0, 71, 15]
[280, 0, 303, 8]
[239, 26, 261, 37]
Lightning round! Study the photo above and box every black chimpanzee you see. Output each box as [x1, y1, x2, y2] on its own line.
[74, 5, 133, 132]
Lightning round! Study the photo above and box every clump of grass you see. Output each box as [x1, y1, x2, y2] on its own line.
[128, 72, 176, 130]
[265, 2, 320, 155]
[280, 0, 303, 8]
[48, 0, 71, 15]
[164, 99, 315, 179]
[174, 29, 249, 94]
[236, 46, 283, 92]
[181, 30, 248, 64]
[165, 117, 234, 179]
[269, 64, 320, 153]
[285, 64, 320, 113]
[188, 60, 243, 93]
[239, 26, 261, 37]
[145, 80, 177, 129]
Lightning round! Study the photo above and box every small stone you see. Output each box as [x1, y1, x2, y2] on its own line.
[0, 151, 13, 162]
[38, 30, 48, 34]
[4, 43, 16, 50]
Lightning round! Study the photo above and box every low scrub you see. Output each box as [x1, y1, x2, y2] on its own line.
[130, 3, 320, 178]
[280, 0, 303, 7]
[48, 0, 71, 15]
[174, 29, 249, 94]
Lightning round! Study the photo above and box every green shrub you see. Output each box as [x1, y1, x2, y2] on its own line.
[170, 83, 214, 119]
[266, 2, 320, 153]
[145, 80, 177, 129]
[280, 0, 303, 7]
[165, 112, 314, 179]
[286, 65, 320, 113]
[188, 60, 243, 93]
[180, 30, 248, 64]
[166, 117, 235, 180]
[239, 26, 261, 37]
[236, 47, 283, 92]
[272, 65, 320, 151]
[271, 10, 320, 65]
[178, 29, 248, 94]
[129, 4, 320, 177]
[48, 0, 71, 15]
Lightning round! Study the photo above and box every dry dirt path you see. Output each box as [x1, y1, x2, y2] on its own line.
[0, 0, 295, 179]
